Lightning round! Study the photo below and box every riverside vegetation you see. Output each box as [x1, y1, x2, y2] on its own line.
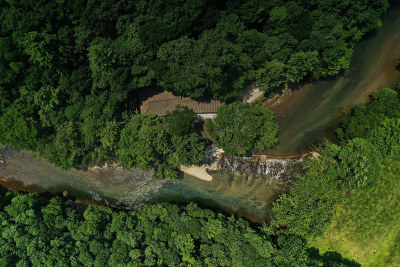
[0, 0, 389, 178]
[0, 86, 398, 266]
[272, 86, 400, 265]
[0, 190, 359, 266]
[0, 0, 398, 265]
[206, 102, 278, 156]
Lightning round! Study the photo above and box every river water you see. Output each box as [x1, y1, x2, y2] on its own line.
[0, 147, 290, 223]
[1, 4, 400, 223]
[265, 3, 400, 155]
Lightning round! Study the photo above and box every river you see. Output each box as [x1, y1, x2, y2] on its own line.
[0, 147, 288, 223]
[1, 4, 400, 223]
[264, 3, 400, 155]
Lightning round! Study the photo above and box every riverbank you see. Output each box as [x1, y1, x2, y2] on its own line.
[260, 4, 400, 156]
[0, 145, 304, 223]
[180, 163, 217, 181]
[1, 4, 400, 224]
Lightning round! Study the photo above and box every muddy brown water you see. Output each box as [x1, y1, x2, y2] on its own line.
[1, 4, 400, 223]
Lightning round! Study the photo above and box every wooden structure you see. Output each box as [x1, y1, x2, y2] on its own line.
[139, 88, 223, 117]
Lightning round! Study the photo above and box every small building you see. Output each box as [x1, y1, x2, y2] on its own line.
[139, 88, 224, 119]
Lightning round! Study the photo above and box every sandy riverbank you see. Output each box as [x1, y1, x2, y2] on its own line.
[180, 145, 222, 181]
[180, 164, 215, 181]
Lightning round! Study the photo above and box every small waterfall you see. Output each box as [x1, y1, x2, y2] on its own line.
[218, 154, 305, 180]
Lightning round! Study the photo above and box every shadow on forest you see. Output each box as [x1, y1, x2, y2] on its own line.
[309, 248, 361, 266]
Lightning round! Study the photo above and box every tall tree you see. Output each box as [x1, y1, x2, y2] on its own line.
[207, 102, 278, 156]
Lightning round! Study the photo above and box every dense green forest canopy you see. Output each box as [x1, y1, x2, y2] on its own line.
[207, 102, 278, 156]
[2, 88, 398, 266]
[272, 86, 400, 243]
[0, 0, 389, 173]
[116, 107, 208, 180]
[0, 190, 358, 266]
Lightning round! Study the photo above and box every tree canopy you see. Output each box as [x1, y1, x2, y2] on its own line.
[338, 138, 382, 191]
[273, 86, 400, 241]
[336, 88, 400, 143]
[0, 189, 357, 266]
[272, 141, 342, 238]
[207, 102, 278, 156]
[0, 0, 390, 172]
[117, 110, 207, 180]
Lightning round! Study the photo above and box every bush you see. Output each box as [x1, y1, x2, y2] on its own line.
[336, 89, 400, 142]
[117, 110, 207, 180]
[367, 118, 400, 157]
[0, 107, 37, 150]
[207, 102, 278, 156]
[338, 138, 382, 191]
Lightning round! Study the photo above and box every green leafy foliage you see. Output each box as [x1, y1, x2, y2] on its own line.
[256, 59, 286, 91]
[117, 113, 162, 170]
[310, 153, 400, 265]
[366, 117, 400, 157]
[338, 138, 383, 191]
[273, 86, 400, 265]
[117, 110, 207, 180]
[87, 39, 116, 89]
[0, 190, 356, 266]
[336, 88, 400, 142]
[23, 32, 56, 68]
[0, 0, 390, 171]
[286, 51, 320, 82]
[0, 107, 37, 150]
[273, 141, 342, 238]
[273, 234, 321, 266]
[170, 134, 208, 166]
[208, 102, 278, 156]
[157, 15, 250, 100]
[40, 122, 87, 170]
[0, 192, 275, 266]
[163, 106, 197, 136]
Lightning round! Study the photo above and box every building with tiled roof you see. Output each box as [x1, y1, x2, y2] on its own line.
[139, 88, 224, 118]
